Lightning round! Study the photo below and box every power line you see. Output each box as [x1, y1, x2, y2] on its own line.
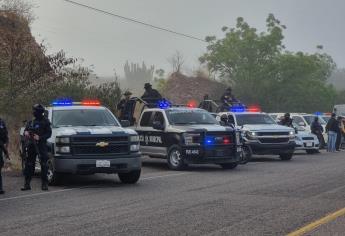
[61, 0, 207, 42]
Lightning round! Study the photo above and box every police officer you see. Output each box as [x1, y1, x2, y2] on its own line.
[21, 104, 52, 191]
[0, 118, 9, 194]
[141, 83, 162, 106]
[279, 113, 293, 128]
[219, 87, 239, 111]
[311, 116, 325, 149]
[117, 91, 132, 120]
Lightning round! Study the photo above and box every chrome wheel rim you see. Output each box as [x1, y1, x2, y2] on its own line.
[170, 150, 182, 167]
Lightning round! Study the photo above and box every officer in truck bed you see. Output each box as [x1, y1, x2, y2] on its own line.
[21, 104, 52, 191]
[141, 83, 162, 107]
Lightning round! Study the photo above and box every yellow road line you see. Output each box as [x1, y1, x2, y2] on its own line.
[287, 207, 345, 236]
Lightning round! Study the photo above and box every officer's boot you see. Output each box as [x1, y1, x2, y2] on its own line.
[41, 181, 48, 191]
[21, 178, 31, 191]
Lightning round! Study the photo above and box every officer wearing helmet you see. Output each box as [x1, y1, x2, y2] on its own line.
[279, 113, 293, 128]
[21, 104, 52, 191]
[141, 83, 162, 106]
[219, 87, 239, 111]
[117, 91, 132, 120]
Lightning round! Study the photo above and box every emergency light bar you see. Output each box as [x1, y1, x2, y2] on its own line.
[230, 104, 261, 113]
[157, 99, 171, 109]
[51, 99, 101, 106]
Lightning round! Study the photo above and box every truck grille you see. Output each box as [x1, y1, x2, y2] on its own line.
[205, 147, 233, 157]
[71, 135, 129, 155]
[258, 138, 289, 143]
[205, 132, 233, 145]
[73, 145, 129, 155]
[257, 132, 289, 136]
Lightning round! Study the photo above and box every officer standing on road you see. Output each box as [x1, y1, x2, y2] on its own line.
[311, 116, 325, 149]
[0, 118, 9, 194]
[141, 83, 162, 106]
[326, 113, 338, 152]
[279, 113, 294, 128]
[117, 91, 132, 120]
[21, 104, 52, 191]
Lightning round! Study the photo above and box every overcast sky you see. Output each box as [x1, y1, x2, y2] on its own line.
[31, 0, 345, 77]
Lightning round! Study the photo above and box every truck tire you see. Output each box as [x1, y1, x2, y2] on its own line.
[167, 145, 186, 170]
[47, 159, 62, 186]
[118, 169, 141, 184]
[279, 153, 293, 161]
[220, 163, 238, 169]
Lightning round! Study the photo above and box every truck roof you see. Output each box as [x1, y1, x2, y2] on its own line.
[49, 105, 107, 111]
[143, 107, 205, 112]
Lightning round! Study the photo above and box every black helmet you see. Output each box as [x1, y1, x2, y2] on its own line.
[284, 113, 290, 118]
[144, 83, 152, 89]
[33, 104, 45, 118]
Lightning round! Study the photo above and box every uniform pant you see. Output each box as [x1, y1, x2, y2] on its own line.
[0, 151, 4, 191]
[327, 131, 337, 152]
[24, 142, 48, 183]
[335, 131, 342, 150]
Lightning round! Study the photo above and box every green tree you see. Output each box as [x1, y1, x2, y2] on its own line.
[200, 14, 337, 112]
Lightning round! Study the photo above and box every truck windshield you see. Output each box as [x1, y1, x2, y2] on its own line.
[166, 109, 218, 125]
[53, 109, 119, 127]
[304, 115, 326, 125]
[236, 114, 276, 126]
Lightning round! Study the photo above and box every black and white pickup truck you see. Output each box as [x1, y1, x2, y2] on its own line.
[132, 106, 242, 170]
[19, 100, 142, 185]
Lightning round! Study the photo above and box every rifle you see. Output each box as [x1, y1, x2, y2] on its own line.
[0, 141, 9, 160]
[25, 126, 41, 160]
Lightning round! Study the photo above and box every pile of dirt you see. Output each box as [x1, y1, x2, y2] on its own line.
[163, 72, 226, 104]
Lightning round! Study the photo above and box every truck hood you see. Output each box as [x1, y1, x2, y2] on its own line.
[54, 126, 137, 136]
[170, 124, 234, 133]
[239, 124, 294, 132]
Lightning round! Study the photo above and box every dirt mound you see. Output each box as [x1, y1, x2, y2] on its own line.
[163, 72, 225, 104]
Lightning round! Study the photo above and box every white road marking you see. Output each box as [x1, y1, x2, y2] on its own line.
[0, 172, 188, 202]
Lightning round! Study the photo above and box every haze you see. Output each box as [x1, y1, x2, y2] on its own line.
[31, 0, 345, 77]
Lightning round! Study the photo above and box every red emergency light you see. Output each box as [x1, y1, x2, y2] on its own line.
[81, 99, 101, 106]
[247, 105, 261, 112]
[187, 100, 197, 108]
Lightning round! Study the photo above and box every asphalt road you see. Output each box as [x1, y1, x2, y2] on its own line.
[1, 151, 345, 236]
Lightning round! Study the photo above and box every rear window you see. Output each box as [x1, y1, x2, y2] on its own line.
[52, 109, 119, 127]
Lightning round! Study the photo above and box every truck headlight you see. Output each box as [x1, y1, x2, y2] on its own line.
[130, 144, 140, 152]
[56, 137, 70, 144]
[245, 131, 258, 139]
[130, 135, 140, 142]
[183, 133, 200, 145]
[56, 146, 70, 153]
[289, 131, 295, 139]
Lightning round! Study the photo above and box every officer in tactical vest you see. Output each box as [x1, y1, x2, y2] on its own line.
[21, 104, 52, 191]
[141, 83, 162, 107]
[0, 118, 9, 194]
[117, 91, 132, 120]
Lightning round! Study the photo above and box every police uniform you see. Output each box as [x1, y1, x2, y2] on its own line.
[141, 83, 162, 107]
[22, 105, 52, 191]
[0, 118, 9, 194]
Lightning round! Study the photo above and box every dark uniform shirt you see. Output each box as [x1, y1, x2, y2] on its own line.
[279, 118, 293, 128]
[141, 89, 162, 107]
[25, 117, 52, 143]
[311, 120, 324, 134]
[0, 119, 8, 144]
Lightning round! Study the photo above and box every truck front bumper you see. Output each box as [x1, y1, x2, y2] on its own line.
[53, 153, 141, 174]
[181, 145, 242, 164]
[247, 141, 295, 155]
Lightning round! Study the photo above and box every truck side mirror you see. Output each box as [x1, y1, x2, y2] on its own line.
[120, 120, 130, 127]
[152, 121, 164, 130]
[298, 122, 305, 127]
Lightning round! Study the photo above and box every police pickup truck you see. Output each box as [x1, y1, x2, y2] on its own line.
[217, 108, 296, 160]
[20, 99, 141, 185]
[132, 103, 242, 170]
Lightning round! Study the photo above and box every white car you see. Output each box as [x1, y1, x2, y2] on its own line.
[294, 125, 319, 154]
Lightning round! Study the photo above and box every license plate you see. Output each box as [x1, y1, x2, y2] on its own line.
[96, 160, 110, 168]
[306, 142, 313, 147]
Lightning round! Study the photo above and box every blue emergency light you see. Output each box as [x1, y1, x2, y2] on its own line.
[157, 99, 172, 109]
[230, 105, 246, 113]
[314, 112, 323, 116]
[52, 99, 73, 106]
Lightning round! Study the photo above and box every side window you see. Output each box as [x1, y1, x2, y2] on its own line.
[153, 112, 165, 125]
[292, 116, 305, 126]
[140, 112, 153, 127]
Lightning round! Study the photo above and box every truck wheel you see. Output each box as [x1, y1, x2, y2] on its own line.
[118, 169, 141, 184]
[167, 145, 186, 170]
[220, 163, 238, 169]
[47, 159, 61, 186]
[279, 153, 293, 161]
[240, 145, 252, 164]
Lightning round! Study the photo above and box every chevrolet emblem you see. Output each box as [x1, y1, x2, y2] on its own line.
[96, 142, 109, 148]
